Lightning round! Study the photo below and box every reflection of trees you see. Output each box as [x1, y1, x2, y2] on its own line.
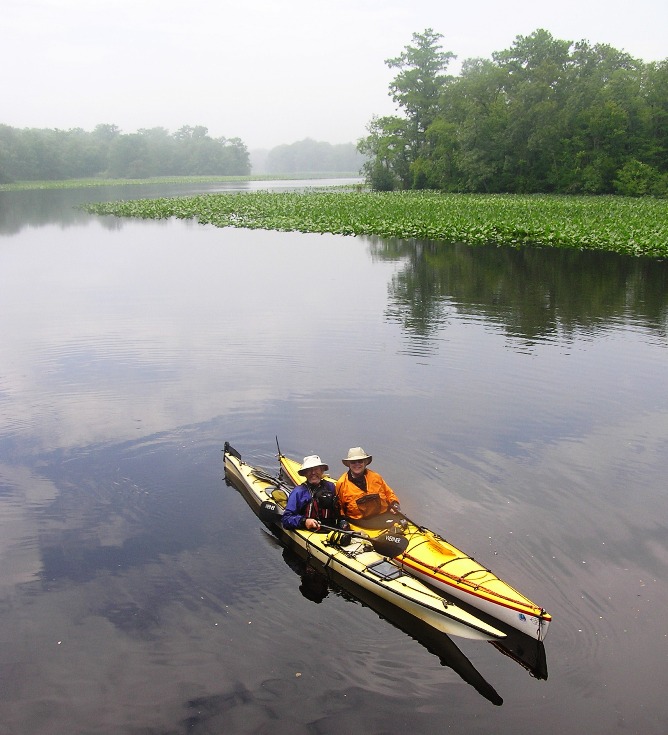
[0, 183, 250, 235]
[370, 238, 668, 348]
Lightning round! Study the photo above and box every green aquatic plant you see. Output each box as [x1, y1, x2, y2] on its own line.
[84, 190, 668, 259]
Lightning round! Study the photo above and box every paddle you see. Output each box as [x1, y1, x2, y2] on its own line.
[251, 467, 292, 488]
[258, 501, 409, 558]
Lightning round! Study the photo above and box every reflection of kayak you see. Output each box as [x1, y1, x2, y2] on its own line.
[224, 443, 506, 641]
[279, 453, 551, 641]
[279, 544, 504, 706]
[491, 631, 548, 680]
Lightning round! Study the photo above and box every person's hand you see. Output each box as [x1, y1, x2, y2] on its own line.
[389, 501, 401, 514]
[304, 518, 321, 530]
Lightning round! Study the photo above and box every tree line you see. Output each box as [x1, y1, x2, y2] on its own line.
[258, 138, 363, 174]
[0, 124, 365, 183]
[359, 29, 668, 196]
[0, 124, 251, 182]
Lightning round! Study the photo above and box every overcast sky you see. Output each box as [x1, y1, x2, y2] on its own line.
[2, 0, 666, 150]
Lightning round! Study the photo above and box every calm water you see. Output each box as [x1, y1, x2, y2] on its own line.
[1, 183, 667, 734]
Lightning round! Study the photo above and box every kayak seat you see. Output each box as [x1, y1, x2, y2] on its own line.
[269, 488, 289, 508]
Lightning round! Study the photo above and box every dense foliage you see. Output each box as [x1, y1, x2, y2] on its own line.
[84, 190, 668, 258]
[360, 29, 668, 196]
[0, 124, 250, 182]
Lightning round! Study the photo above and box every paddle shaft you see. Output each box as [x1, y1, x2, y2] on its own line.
[258, 501, 408, 557]
[251, 468, 293, 494]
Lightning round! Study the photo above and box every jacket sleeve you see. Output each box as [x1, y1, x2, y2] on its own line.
[379, 476, 400, 507]
[282, 486, 306, 530]
[335, 475, 353, 518]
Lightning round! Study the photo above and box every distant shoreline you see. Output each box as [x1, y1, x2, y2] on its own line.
[0, 173, 362, 192]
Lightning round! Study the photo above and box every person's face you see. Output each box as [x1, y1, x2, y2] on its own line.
[304, 466, 324, 483]
[348, 459, 366, 477]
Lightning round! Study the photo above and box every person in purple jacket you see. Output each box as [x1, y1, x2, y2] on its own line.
[282, 454, 340, 531]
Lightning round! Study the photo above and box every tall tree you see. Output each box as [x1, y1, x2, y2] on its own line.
[645, 60, 668, 171]
[360, 29, 455, 189]
[436, 57, 510, 192]
[358, 115, 412, 190]
[560, 42, 648, 192]
[491, 29, 574, 191]
[385, 28, 456, 144]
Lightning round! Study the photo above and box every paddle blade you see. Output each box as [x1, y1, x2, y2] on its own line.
[259, 500, 282, 524]
[370, 533, 409, 559]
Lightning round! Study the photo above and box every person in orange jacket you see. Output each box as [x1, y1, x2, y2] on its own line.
[335, 446, 401, 521]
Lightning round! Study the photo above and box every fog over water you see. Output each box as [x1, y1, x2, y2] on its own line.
[3, 0, 667, 148]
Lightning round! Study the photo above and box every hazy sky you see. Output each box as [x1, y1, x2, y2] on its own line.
[2, 0, 666, 150]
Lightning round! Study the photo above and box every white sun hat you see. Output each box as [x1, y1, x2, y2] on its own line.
[342, 447, 372, 466]
[298, 455, 329, 475]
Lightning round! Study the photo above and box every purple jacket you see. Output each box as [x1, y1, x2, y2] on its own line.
[282, 480, 337, 530]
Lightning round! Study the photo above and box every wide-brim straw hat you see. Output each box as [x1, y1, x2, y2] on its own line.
[298, 455, 329, 475]
[342, 447, 372, 466]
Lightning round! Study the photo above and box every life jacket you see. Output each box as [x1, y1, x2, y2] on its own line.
[303, 482, 337, 523]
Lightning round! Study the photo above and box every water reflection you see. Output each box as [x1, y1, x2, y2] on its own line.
[276, 545, 503, 703]
[0, 463, 60, 589]
[276, 543, 549, 704]
[1, 185, 667, 734]
[0, 185, 215, 234]
[373, 239, 668, 351]
[0, 178, 360, 235]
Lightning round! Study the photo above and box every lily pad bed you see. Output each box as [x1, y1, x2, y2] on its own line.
[84, 190, 668, 259]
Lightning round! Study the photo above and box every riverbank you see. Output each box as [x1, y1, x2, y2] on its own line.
[83, 190, 668, 259]
[0, 174, 360, 192]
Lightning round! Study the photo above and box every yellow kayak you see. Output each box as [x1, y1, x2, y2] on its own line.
[279, 453, 551, 641]
[224, 443, 506, 641]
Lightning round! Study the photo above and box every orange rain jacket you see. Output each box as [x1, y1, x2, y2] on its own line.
[335, 469, 400, 520]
